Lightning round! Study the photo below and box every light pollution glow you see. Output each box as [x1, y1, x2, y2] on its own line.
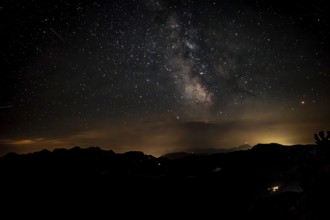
[0, 113, 324, 157]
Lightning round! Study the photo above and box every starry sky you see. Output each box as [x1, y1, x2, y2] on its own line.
[1, 0, 329, 156]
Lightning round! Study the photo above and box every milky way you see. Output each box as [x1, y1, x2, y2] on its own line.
[1, 0, 329, 156]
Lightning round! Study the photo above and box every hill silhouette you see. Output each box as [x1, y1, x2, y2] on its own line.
[1, 141, 330, 219]
[161, 144, 251, 159]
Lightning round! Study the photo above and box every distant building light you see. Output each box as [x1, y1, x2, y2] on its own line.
[268, 185, 280, 193]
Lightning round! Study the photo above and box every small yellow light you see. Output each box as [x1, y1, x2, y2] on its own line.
[268, 185, 280, 193]
[272, 186, 279, 192]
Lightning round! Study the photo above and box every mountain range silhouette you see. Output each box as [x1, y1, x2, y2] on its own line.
[1, 141, 330, 219]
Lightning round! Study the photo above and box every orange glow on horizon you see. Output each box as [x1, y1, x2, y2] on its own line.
[9, 139, 34, 145]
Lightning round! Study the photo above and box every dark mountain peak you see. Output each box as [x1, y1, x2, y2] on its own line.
[52, 148, 69, 154]
[252, 143, 286, 151]
[162, 144, 253, 159]
[2, 152, 19, 160]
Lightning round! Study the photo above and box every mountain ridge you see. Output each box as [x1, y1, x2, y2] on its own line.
[1, 142, 329, 219]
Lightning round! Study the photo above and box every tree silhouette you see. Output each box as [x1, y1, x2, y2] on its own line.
[314, 131, 330, 146]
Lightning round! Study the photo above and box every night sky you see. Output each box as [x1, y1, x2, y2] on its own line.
[1, 0, 329, 156]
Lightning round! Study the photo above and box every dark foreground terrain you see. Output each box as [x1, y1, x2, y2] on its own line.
[1, 143, 330, 219]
